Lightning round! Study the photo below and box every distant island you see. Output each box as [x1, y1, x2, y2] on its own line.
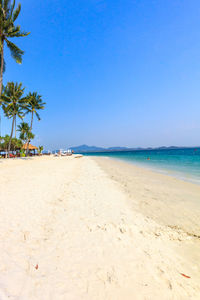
[69, 144, 199, 154]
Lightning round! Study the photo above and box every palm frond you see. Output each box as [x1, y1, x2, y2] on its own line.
[2, 104, 13, 118]
[2, 18, 13, 31]
[9, 30, 30, 38]
[35, 111, 41, 121]
[0, 94, 10, 102]
[10, 0, 15, 15]
[3, 0, 11, 11]
[13, 2, 20, 22]
[7, 24, 20, 34]
[5, 38, 24, 63]
[0, 2, 3, 16]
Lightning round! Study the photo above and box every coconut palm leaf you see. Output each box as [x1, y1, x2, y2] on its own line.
[10, 0, 15, 14]
[13, 3, 21, 22]
[3, 0, 11, 13]
[35, 111, 41, 121]
[7, 25, 20, 35]
[5, 38, 23, 63]
[9, 30, 29, 37]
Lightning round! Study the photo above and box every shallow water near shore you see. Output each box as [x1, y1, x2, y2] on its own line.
[84, 148, 200, 184]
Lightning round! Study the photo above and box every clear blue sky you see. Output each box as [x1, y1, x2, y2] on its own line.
[2, 0, 200, 149]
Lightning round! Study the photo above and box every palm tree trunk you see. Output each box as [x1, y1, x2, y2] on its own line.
[0, 41, 4, 137]
[8, 115, 15, 155]
[26, 111, 33, 157]
[14, 117, 17, 152]
[25, 140, 29, 157]
[15, 116, 16, 138]
[30, 111, 33, 131]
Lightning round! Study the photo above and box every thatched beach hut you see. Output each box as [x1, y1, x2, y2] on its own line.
[23, 143, 38, 155]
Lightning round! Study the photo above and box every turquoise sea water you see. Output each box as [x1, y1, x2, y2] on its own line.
[84, 148, 200, 184]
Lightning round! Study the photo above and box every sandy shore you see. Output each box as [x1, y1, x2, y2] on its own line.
[93, 157, 200, 236]
[0, 156, 200, 299]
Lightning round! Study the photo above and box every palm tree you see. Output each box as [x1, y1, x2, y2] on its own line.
[38, 145, 43, 155]
[18, 121, 34, 155]
[12, 136, 22, 151]
[1, 82, 26, 154]
[0, 135, 22, 153]
[25, 92, 45, 153]
[26, 92, 46, 129]
[0, 0, 30, 135]
[17, 121, 28, 142]
[1, 133, 9, 152]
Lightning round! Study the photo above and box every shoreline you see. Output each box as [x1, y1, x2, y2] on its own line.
[91, 156, 200, 236]
[111, 157, 200, 186]
[84, 154, 200, 186]
[0, 155, 200, 299]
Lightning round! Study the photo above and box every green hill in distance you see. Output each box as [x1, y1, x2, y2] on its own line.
[69, 144, 197, 153]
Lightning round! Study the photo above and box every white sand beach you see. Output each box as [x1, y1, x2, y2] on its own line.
[0, 155, 200, 299]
